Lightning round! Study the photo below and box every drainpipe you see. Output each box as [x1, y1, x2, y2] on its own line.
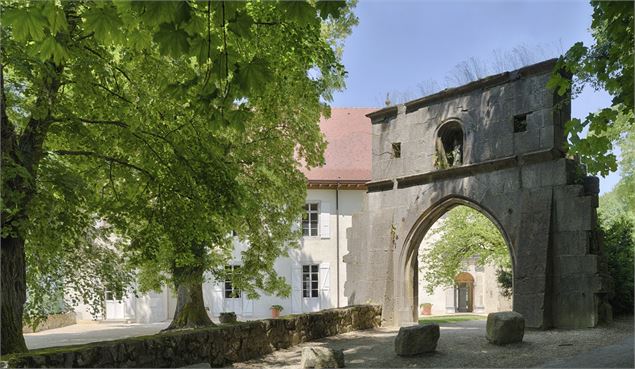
[336, 178, 341, 308]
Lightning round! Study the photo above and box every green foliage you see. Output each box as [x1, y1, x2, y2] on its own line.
[599, 124, 635, 315]
[548, 2, 634, 176]
[1, 0, 357, 341]
[23, 156, 134, 328]
[600, 216, 634, 315]
[419, 206, 511, 293]
[599, 122, 635, 226]
[496, 269, 513, 298]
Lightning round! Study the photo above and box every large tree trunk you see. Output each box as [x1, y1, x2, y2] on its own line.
[0, 58, 62, 354]
[165, 279, 215, 330]
[0, 236, 28, 354]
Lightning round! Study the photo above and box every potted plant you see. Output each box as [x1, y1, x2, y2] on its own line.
[270, 304, 283, 318]
[420, 303, 432, 316]
[219, 312, 237, 324]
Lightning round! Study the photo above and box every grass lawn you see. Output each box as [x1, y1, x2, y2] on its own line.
[419, 314, 487, 324]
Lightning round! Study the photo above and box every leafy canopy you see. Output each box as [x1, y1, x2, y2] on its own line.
[2, 0, 357, 320]
[548, 1, 634, 176]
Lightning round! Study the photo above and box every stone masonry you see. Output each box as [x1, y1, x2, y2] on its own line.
[344, 59, 609, 329]
[2, 305, 381, 368]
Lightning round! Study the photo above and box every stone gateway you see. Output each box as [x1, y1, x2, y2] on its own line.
[344, 59, 610, 329]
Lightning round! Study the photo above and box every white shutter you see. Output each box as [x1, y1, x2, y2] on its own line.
[211, 278, 224, 316]
[319, 263, 330, 310]
[242, 295, 254, 317]
[292, 263, 303, 313]
[320, 202, 330, 239]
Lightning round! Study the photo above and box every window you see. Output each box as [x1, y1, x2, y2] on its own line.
[513, 113, 528, 132]
[105, 290, 123, 301]
[224, 265, 241, 298]
[302, 203, 319, 237]
[392, 142, 401, 158]
[302, 264, 319, 298]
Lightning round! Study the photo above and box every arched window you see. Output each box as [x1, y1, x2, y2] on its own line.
[434, 121, 464, 169]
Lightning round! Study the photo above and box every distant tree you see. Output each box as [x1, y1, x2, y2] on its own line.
[419, 206, 511, 294]
[548, 1, 634, 176]
[600, 126, 635, 226]
[600, 216, 634, 315]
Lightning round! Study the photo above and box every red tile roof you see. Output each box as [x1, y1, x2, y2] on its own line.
[302, 107, 376, 184]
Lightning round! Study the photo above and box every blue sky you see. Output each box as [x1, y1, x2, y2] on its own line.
[331, 0, 619, 193]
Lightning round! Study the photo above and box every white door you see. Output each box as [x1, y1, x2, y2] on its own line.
[223, 265, 243, 315]
[105, 291, 125, 320]
[302, 264, 320, 312]
[224, 295, 243, 315]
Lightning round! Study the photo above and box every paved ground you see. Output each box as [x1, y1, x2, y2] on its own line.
[232, 316, 635, 368]
[24, 321, 170, 350]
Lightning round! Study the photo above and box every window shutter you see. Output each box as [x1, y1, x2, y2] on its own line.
[319, 262, 330, 309]
[211, 278, 224, 316]
[242, 295, 254, 317]
[291, 263, 302, 313]
[320, 202, 330, 239]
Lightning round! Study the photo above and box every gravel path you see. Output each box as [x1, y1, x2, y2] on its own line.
[232, 316, 634, 368]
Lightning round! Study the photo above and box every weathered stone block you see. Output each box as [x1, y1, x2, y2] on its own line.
[394, 324, 440, 356]
[555, 255, 598, 276]
[486, 311, 525, 345]
[582, 176, 600, 195]
[553, 231, 589, 256]
[300, 347, 345, 368]
[539, 126, 554, 149]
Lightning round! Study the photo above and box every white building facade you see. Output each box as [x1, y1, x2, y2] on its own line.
[75, 108, 375, 322]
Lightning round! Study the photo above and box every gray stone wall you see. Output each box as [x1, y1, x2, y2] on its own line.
[2, 305, 381, 368]
[22, 312, 76, 334]
[345, 59, 607, 329]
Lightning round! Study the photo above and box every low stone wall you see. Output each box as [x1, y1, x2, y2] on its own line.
[3, 305, 381, 368]
[22, 312, 77, 334]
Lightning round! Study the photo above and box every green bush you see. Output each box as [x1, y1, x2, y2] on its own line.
[602, 216, 634, 315]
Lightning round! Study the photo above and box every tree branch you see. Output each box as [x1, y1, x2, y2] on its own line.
[53, 150, 154, 179]
[91, 82, 132, 104]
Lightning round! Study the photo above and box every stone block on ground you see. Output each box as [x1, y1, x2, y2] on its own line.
[394, 324, 439, 356]
[486, 311, 525, 345]
[300, 347, 345, 368]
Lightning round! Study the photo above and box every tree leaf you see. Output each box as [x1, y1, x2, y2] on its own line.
[316, 1, 346, 20]
[41, 2, 68, 34]
[236, 58, 272, 94]
[153, 23, 190, 58]
[83, 5, 124, 44]
[35, 35, 69, 65]
[4, 6, 48, 41]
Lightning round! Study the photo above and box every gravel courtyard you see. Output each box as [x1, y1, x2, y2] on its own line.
[232, 316, 634, 368]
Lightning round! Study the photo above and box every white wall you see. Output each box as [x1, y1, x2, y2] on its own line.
[202, 188, 366, 319]
[74, 188, 366, 322]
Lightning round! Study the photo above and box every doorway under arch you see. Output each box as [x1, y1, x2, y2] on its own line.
[454, 272, 475, 313]
[409, 197, 515, 321]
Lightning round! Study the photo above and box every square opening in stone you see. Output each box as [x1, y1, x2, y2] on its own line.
[392, 142, 401, 158]
[513, 114, 528, 133]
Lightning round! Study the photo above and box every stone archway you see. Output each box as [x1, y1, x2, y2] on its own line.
[344, 59, 610, 329]
[404, 196, 515, 323]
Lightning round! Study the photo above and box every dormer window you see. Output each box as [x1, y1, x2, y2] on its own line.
[434, 121, 464, 169]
